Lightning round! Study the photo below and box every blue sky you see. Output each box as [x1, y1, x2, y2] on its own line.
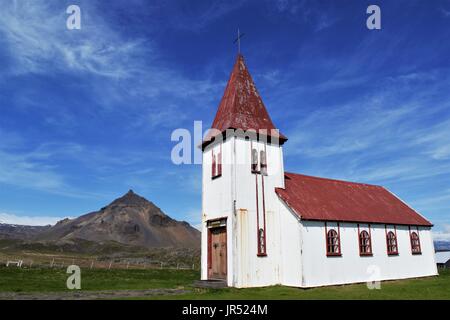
[0, 0, 449, 239]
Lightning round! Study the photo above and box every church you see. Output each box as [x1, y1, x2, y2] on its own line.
[200, 54, 438, 288]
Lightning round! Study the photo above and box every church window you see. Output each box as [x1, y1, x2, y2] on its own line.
[260, 150, 267, 175]
[326, 229, 341, 256]
[410, 230, 421, 254]
[211, 145, 222, 179]
[359, 230, 372, 255]
[251, 148, 259, 173]
[386, 231, 398, 255]
[217, 150, 222, 176]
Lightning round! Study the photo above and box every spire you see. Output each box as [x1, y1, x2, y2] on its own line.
[203, 54, 287, 147]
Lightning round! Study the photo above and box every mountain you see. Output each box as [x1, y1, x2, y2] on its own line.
[0, 223, 51, 240]
[34, 190, 200, 248]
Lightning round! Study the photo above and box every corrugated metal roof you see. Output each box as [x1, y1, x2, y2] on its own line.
[203, 54, 287, 147]
[435, 251, 450, 264]
[275, 172, 433, 226]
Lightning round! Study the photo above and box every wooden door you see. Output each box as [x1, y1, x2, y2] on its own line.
[208, 226, 227, 280]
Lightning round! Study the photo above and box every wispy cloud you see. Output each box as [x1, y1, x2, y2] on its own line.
[0, 149, 66, 191]
[0, 1, 142, 78]
[441, 7, 450, 18]
[0, 1, 222, 110]
[282, 66, 450, 185]
[0, 212, 68, 226]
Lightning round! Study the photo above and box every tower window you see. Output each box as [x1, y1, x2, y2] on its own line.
[260, 150, 267, 175]
[251, 148, 259, 173]
[211, 145, 222, 179]
[217, 150, 222, 176]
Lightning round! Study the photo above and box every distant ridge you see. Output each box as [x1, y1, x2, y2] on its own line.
[0, 223, 51, 240]
[33, 190, 200, 248]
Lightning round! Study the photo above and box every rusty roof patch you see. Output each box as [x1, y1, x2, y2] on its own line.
[203, 54, 287, 146]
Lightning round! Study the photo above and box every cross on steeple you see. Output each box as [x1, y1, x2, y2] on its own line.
[234, 28, 245, 54]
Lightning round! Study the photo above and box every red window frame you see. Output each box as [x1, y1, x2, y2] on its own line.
[385, 225, 398, 255]
[251, 144, 259, 173]
[211, 144, 222, 179]
[260, 149, 267, 176]
[325, 222, 341, 256]
[409, 226, 422, 255]
[358, 224, 373, 256]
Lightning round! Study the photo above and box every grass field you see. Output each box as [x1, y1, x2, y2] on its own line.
[0, 266, 449, 299]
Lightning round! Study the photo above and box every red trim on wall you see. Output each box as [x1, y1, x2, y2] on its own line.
[259, 173, 267, 257]
[255, 174, 262, 256]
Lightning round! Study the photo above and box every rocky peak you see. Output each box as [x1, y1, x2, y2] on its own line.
[108, 190, 155, 208]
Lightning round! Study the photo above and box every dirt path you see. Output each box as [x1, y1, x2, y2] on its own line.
[0, 288, 190, 300]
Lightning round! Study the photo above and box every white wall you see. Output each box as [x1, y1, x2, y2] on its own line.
[278, 202, 303, 286]
[201, 138, 234, 283]
[300, 220, 438, 287]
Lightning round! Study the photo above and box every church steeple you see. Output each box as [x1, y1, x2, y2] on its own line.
[203, 54, 287, 147]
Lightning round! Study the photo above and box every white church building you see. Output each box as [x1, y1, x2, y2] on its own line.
[200, 54, 438, 288]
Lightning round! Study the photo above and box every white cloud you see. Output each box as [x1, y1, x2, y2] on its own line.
[0, 212, 68, 226]
[433, 224, 450, 241]
[0, 1, 142, 78]
[0, 149, 65, 191]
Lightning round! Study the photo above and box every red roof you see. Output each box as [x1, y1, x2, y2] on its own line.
[275, 172, 432, 226]
[203, 54, 287, 146]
